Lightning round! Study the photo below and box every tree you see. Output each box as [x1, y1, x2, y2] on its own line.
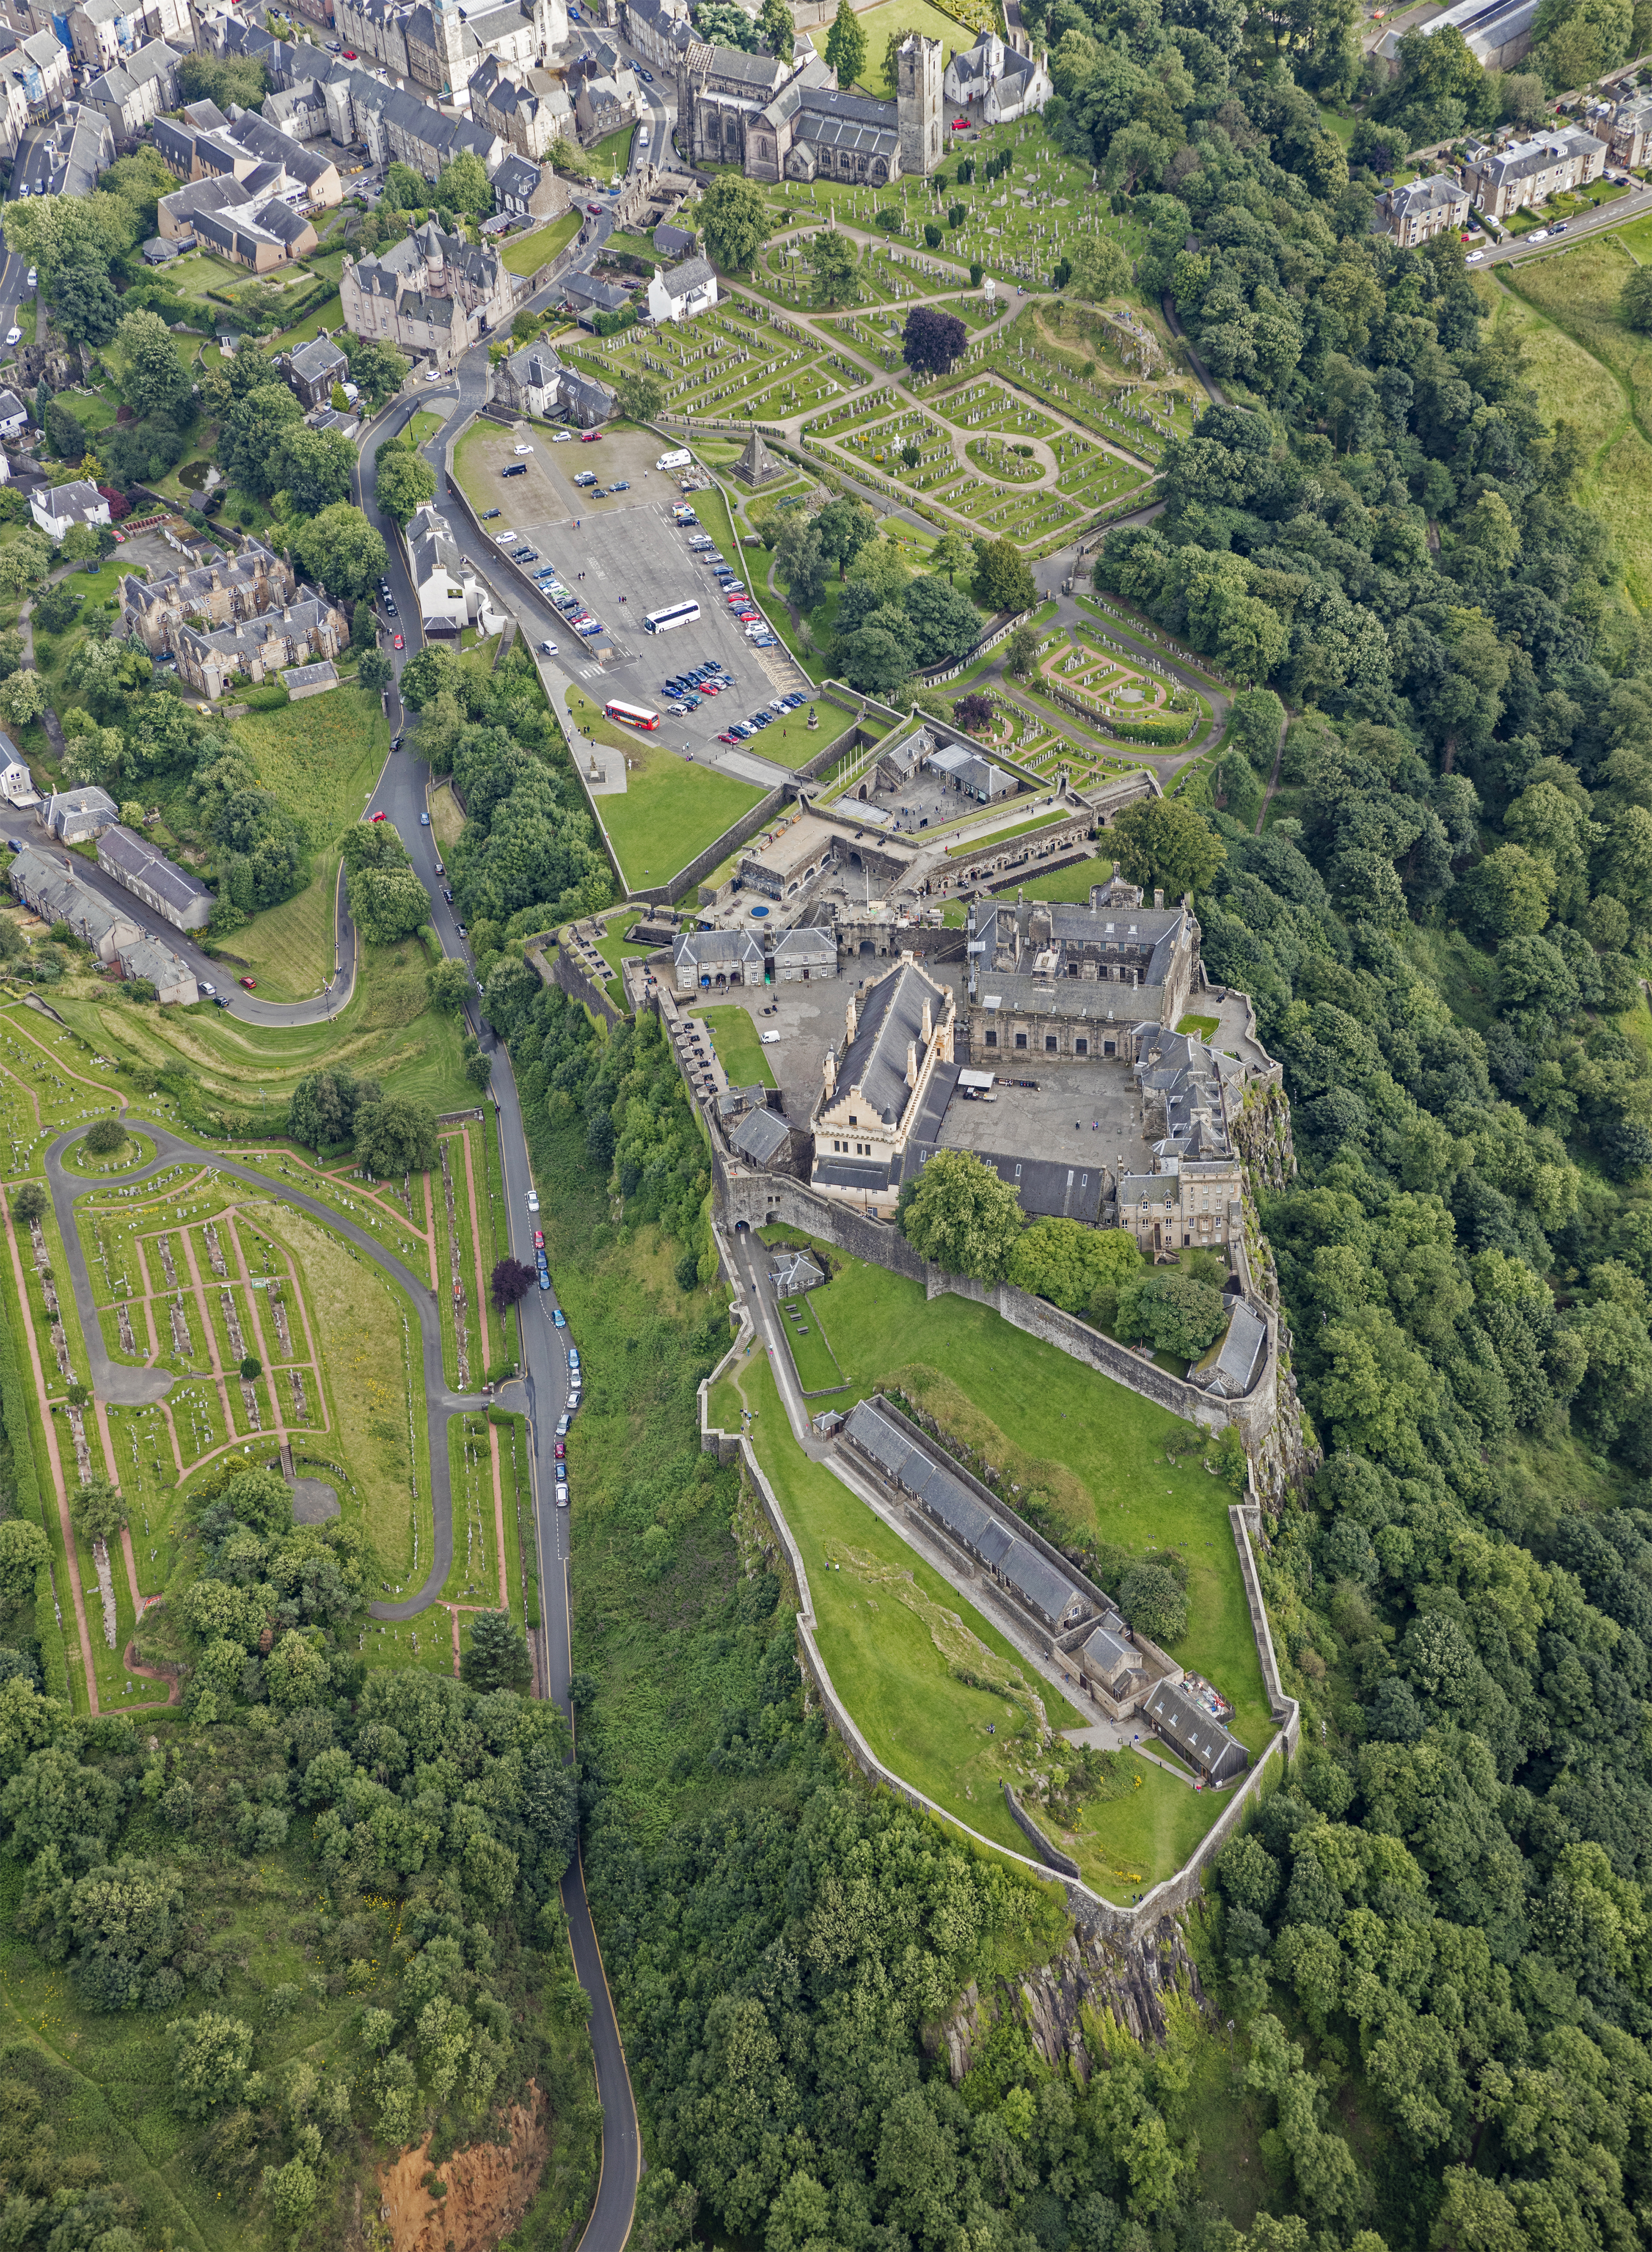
[178, 51, 266, 105]
[759, 0, 794, 55]
[1230, 686, 1286, 771]
[807, 228, 859, 306]
[1116, 1266, 1229, 1356]
[11, 1182, 46, 1225]
[903, 574, 981, 666]
[1459, 841, 1553, 938]
[0, 1520, 48, 1604]
[1004, 623, 1041, 677]
[169, 2014, 255, 2117]
[1009, 1219, 1140, 1313]
[262, 2157, 318, 2226]
[73, 1475, 127, 1546]
[278, 424, 356, 516]
[51, 259, 119, 348]
[115, 309, 192, 420]
[1106, 121, 1171, 193]
[1111, 796, 1226, 897]
[374, 443, 436, 528]
[221, 381, 304, 500]
[358, 649, 393, 696]
[1623, 264, 1652, 335]
[349, 864, 430, 947]
[1068, 231, 1132, 302]
[463, 1609, 532, 1691]
[491, 1257, 538, 1310]
[290, 504, 387, 604]
[0, 669, 48, 730]
[973, 536, 1037, 613]
[1, 191, 139, 286]
[838, 618, 916, 695]
[700, 172, 771, 272]
[1119, 1560, 1189, 1645]
[353, 1094, 439, 1177]
[427, 958, 471, 1013]
[286, 1068, 380, 1151]
[815, 494, 875, 580]
[902, 306, 968, 379]
[824, 0, 868, 84]
[776, 516, 828, 610]
[954, 691, 994, 731]
[45, 397, 89, 461]
[344, 336, 411, 407]
[381, 161, 427, 211]
[696, 0, 760, 44]
[434, 150, 493, 220]
[931, 531, 971, 584]
[84, 1116, 126, 1157]
[614, 368, 667, 424]
[897, 1147, 1023, 1279]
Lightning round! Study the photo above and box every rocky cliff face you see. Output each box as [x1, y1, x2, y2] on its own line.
[924, 1917, 1207, 2085]
[376, 2085, 547, 2252]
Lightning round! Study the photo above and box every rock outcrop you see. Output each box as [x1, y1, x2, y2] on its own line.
[377, 2085, 547, 2252]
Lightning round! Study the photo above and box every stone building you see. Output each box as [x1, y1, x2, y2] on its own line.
[809, 958, 954, 1217]
[341, 219, 514, 368]
[1460, 123, 1606, 219]
[97, 825, 213, 933]
[644, 251, 716, 324]
[81, 37, 182, 143]
[1609, 89, 1652, 167]
[1115, 1025, 1244, 1258]
[677, 30, 942, 184]
[469, 53, 573, 158]
[943, 28, 1051, 124]
[0, 26, 72, 125]
[673, 927, 762, 993]
[1371, 174, 1469, 247]
[121, 541, 294, 654]
[963, 873, 1198, 1068]
[318, 60, 501, 177]
[332, 0, 564, 99]
[62, 0, 190, 72]
[492, 150, 570, 218]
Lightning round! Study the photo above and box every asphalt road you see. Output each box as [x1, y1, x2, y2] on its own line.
[353, 396, 642, 2252]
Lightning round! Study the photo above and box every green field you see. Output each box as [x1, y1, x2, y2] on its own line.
[567, 691, 765, 890]
[776, 1288, 844, 1392]
[690, 1002, 777, 1089]
[501, 209, 583, 277]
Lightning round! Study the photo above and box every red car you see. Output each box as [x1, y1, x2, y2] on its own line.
[370, 810, 387, 822]
[393, 632, 404, 648]
[952, 115, 969, 128]
[580, 430, 601, 442]
[239, 976, 257, 991]
[534, 1229, 545, 1247]
[342, 46, 356, 55]
[717, 731, 737, 745]
[555, 1439, 566, 1460]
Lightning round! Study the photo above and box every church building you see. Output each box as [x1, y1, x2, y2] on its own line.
[677, 28, 942, 185]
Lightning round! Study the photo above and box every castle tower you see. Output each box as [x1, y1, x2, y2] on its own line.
[896, 33, 942, 178]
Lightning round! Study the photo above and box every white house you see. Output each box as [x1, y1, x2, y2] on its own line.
[0, 387, 28, 441]
[0, 750, 36, 805]
[645, 252, 716, 325]
[942, 29, 1051, 124]
[406, 503, 494, 638]
[31, 480, 110, 543]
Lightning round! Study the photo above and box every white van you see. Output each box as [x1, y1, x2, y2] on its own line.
[656, 447, 693, 471]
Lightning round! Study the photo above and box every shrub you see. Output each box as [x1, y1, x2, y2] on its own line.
[1119, 1559, 1188, 1646]
[84, 1116, 126, 1156]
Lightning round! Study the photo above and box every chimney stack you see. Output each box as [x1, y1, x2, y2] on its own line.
[921, 996, 933, 1044]
[822, 1048, 836, 1098]
[906, 1040, 918, 1089]
[845, 992, 857, 1045]
[1154, 888, 1164, 910]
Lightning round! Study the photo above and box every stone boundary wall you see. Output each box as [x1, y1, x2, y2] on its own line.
[715, 1161, 1275, 1444]
[547, 941, 623, 1029]
[1004, 1781, 1081, 1877]
[697, 1284, 1300, 1941]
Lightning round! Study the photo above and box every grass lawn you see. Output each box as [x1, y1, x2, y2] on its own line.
[583, 125, 636, 178]
[230, 852, 341, 1003]
[501, 209, 583, 277]
[590, 909, 656, 996]
[406, 409, 448, 447]
[849, 0, 974, 94]
[945, 809, 1073, 856]
[724, 702, 831, 766]
[777, 1290, 844, 1391]
[800, 1251, 1274, 1758]
[56, 389, 119, 434]
[1176, 1014, 1220, 1039]
[690, 1002, 777, 1089]
[233, 683, 390, 843]
[430, 779, 466, 851]
[280, 290, 343, 345]
[567, 691, 765, 890]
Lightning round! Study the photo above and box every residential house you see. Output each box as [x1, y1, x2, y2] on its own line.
[116, 932, 198, 1004]
[558, 364, 614, 426]
[341, 219, 514, 370]
[491, 151, 570, 221]
[81, 37, 183, 143]
[1077, 1623, 1144, 1705]
[672, 927, 762, 993]
[263, 78, 331, 140]
[171, 589, 347, 699]
[285, 336, 349, 407]
[493, 340, 562, 417]
[192, 193, 319, 269]
[181, 95, 229, 130]
[562, 267, 630, 319]
[281, 660, 339, 698]
[769, 924, 836, 982]
[7, 844, 141, 959]
[809, 960, 954, 1217]
[1461, 124, 1607, 219]
[226, 107, 343, 205]
[943, 27, 1051, 123]
[0, 25, 73, 123]
[30, 480, 110, 543]
[1371, 173, 1470, 245]
[1609, 89, 1652, 168]
[1142, 1680, 1248, 1784]
[769, 1245, 822, 1294]
[469, 52, 573, 159]
[644, 251, 715, 323]
[332, 0, 564, 98]
[38, 97, 112, 193]
[572, 62, 638, 144]
[0, 387, 27, 439]
[43, 783, 118, 843]
[97, 826, 214, 932]
[62, 0, 191, 72]
[0, 744, 36, 805]
[730, 1105, 793, 1171]
[653, 218, 695, 258]
[406, 502, 494, 636]
[121, 541, 295, 653]
[624, 0, 691, 72]
[320, 62, 501, 180]
[0, 49, 28, 157]
[157, 173, 255, 240]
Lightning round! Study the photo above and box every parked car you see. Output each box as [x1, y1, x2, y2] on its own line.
[443, 886, 453, 903]
[556, 1482, 568, 1507]
[370, 810, 387, 822]
[556, 1412, 570, 1435]
[420, 811, 430, 826]
[482, 507, 501, 519]
[555, 1439, 566, 1460]
[392, 633, 404, 648]
[198, 981, 217, 998]
[568, 1346, 580, 1369]
[534, 1230, 545, 1247]
[580, 429, 602, 442]
[501, 463, 528, 477]
[538, 1270, 552, 1289]
[4, 328, 19, 348]
[551, 430, 573, 443]
[239, 976, 257, 991]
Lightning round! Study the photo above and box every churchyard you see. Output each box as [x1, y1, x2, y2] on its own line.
[0, 985, 535, 1722]
[573, 301, 867, 421]
[711, 1229, 1275, 1899]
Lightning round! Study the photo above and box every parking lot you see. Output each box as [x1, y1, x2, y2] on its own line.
[456, 421, 805, 775]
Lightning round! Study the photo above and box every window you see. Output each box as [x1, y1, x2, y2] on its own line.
[1014, 1032, 1027, 1050]
[985, 1029, 997, 1048]
[1045, 1035, 1057, 1053]
[1075, 1038, 1088, 1056]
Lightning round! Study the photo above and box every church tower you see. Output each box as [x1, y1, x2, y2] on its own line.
[896, 33, 942, 178]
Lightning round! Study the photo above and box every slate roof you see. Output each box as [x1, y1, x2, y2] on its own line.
[1081, 1624, 1138, 1686]
[832, 960, 937, 1128]
[659, 253, 715, 300]
[35, 480, 105, 522]
[289, 336, 348, 383]
[675, 928, 762, 970]
[1190, 1300, 1267, 1398]
[98, 825, 212, 918]
[119, 934, 197, 990]
[772, 924, 835, 963]
[1143, 1680, 1248, 1781]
